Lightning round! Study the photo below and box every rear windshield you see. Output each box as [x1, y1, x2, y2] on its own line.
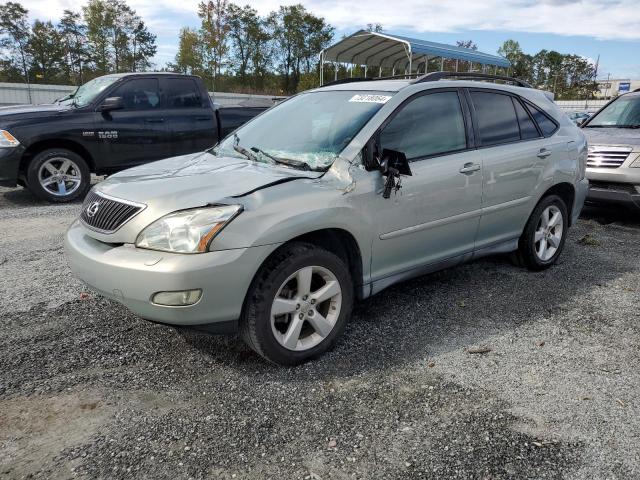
[214, 90, 393, 171]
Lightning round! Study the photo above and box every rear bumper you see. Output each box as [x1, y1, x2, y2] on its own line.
[64, 220, 279, 326]
[0, 146, 24, 187]
[572, 178, 589, 225]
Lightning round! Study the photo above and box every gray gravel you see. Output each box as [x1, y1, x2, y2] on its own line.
[1, 184, 639, 480]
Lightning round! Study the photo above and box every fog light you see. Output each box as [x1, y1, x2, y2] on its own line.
[152, 289, 202, 306]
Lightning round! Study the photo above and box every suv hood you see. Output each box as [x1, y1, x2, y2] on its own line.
[582, 127, 640, 149]
[97, 151, 322, 209]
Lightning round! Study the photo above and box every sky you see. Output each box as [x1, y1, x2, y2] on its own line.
[21, 0, 640, 79]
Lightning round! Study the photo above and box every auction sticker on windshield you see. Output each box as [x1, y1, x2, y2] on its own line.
[349, 94, 392, 104]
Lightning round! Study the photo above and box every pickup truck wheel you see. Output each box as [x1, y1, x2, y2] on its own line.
[517, 195, 568, 271]
[240, 242, 353, 366]
[26, 148, 90, 203]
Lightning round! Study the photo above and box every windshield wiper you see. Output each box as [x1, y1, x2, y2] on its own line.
[587, 124, 640, 128]
[250, 146, 328, 172]
[232, 134, 257, 161]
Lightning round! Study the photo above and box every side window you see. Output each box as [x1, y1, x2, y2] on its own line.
[470, 91, 520, 146]
[513, 98, 541, 140]
[526, 102, 558, 137]
[110, 78, 160, 110]
[380, 91, 467, 161]
[164, 79, 202, 108]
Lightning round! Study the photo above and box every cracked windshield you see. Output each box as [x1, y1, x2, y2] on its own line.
[213, 90, 393, 170]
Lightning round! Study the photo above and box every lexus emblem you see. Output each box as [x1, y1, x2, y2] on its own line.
[86, 201, 101, 218]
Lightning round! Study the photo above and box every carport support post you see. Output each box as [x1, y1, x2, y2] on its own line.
[455, 59, 459, 72]
[440, 57, 444, 72]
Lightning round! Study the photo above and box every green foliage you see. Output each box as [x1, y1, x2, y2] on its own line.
[498, 39, 598, 99]
[0, 0, 156, 86]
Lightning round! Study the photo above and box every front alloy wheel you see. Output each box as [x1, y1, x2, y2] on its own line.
[240, 242, 353, 365]
[271, 265, 342, 351]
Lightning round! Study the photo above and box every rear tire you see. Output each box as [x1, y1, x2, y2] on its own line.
[26, 148, 90, 203]
[240, 242, 353, 366]
[517, 194, 568, 271]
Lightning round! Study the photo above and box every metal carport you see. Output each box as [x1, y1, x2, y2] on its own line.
[320, 30, 511, 85]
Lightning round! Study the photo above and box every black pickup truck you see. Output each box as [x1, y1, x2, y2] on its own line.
[0, 72, 267, 202]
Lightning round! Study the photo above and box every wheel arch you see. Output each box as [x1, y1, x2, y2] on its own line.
[539, 182, 576, 226]
[19, 139, 96, 176]
[253, 228, 366, 300]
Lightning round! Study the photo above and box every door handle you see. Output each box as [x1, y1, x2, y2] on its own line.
[145, 118, 165, 123]
[537, 148, 552, 159]
[459, 162, 481, 174]
[196, 116, 211, 121]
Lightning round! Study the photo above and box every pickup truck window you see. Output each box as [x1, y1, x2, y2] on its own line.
[110, 79, 161, 110]
[380, 91, 467, 161]
[58, 75, 119, 107]
[214, 90, 392, 170]
[164, 78, 202, 108]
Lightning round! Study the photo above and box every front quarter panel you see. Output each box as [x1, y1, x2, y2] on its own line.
[211, 171, 374, 283]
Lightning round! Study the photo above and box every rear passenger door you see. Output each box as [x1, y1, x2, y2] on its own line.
[160, 77, 218, 157]
[467, 89, 560, 250]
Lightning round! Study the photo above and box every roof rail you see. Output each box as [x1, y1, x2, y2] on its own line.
[321, 73, 420, 87]
[412, 71, 533, 88]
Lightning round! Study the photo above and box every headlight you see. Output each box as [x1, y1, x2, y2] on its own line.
[0, 130, 20, 147]
[135, 205, 242, 253]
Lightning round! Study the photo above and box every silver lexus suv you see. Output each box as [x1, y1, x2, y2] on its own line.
[65, 73, 588, 365]
[581, 90, 640, 208]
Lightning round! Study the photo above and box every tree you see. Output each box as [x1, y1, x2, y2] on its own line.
[28, 20, 65, 83]
[456, 40, 477, 50]
[84, 0, 113, 74]
[0, 2, 32, 92]
[498, 39, 531, 80]
[366, 23, 383, 33]
[83, 0, 156, 75]
[59, 10, 89, 84]
[270, 4, 333, 93]
[198, 0, 229, 89]
[173, 27, 203, 75]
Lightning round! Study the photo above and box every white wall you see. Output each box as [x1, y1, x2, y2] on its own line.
[0, 82, 284, 107]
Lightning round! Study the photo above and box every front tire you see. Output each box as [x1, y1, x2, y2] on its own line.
[26, 148, 90, 203]
[517, 194, 568, 271]
[240, 242, 354, 366]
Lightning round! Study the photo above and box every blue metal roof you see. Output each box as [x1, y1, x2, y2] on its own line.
[322, 30, 510, 69]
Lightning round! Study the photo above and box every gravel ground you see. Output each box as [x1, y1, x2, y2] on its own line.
[1, 185, 639, 480]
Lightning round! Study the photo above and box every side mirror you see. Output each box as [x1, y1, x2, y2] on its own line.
[379, 148, 412, 199]
[98, 96, 123, 112]
[380, 148, 412, 177]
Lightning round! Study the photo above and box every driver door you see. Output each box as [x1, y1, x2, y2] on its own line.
[367, 89, 483, 285]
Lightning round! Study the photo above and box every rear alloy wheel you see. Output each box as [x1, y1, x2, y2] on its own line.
[240, 242, 353, 365]
[517, 194, 568, 270]
[27, 148, 90, 203]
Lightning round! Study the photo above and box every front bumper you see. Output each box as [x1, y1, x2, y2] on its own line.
[586, 167, 640, 209]
[0, 146, 24, 187]
[64, 221, 279, 326]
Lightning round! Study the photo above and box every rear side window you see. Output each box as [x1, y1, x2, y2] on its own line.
[470, 91, 520, 146]
[164, 78, 202, 108]
[380, 91, 467, 161]
[526, 103, 558, 136]
[513, 99, 541, 140]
